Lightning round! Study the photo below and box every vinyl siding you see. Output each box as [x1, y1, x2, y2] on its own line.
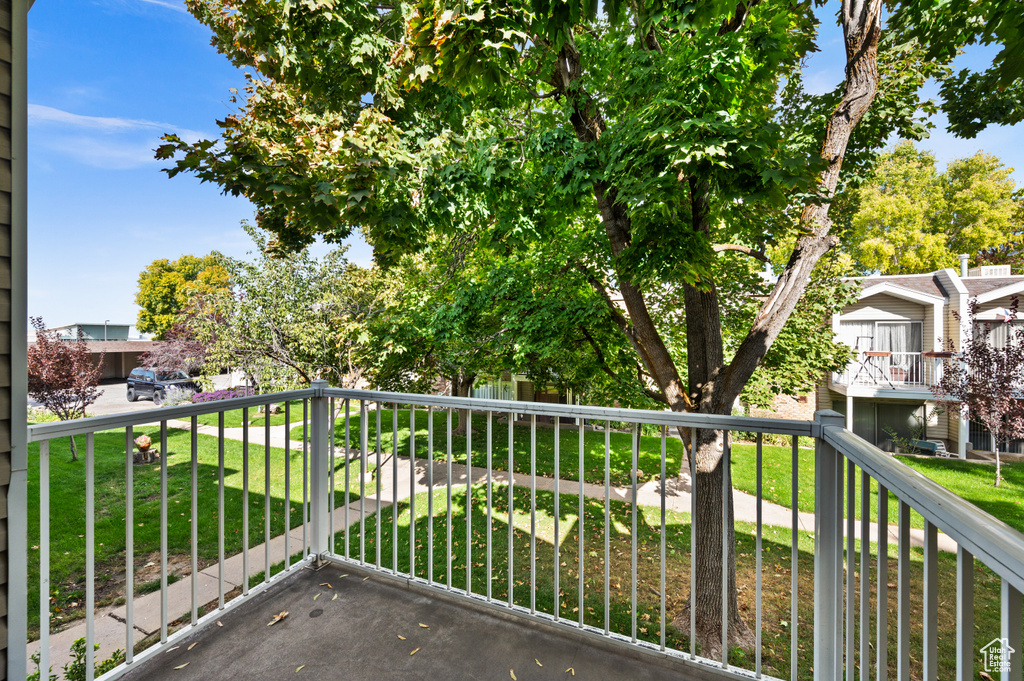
[841, 293, 926, 322]
[0, 1, 11, 672]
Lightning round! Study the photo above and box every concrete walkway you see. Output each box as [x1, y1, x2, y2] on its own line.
[32, 417, 954, 672]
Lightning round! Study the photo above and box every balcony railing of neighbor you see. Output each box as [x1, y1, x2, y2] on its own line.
[832, 352, 946, 389]
[15, 381, 1024, 680]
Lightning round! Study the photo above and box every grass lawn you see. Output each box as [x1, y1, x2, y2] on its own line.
[343, 485, 1007, 680]
[28, 426, 368, 638]
[293, 407, 686, 487]
[731, 442, 1024, 535]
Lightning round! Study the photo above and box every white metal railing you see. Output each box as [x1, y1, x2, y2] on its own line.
[832, 351, 945, 388]
[17, 384, 1024, 680]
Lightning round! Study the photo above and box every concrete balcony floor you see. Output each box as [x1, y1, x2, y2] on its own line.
[121, 564, 700, 681]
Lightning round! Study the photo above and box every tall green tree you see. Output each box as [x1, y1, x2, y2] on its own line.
[135, 253, 231, 339]
[845, 142, 1022, 274]
[160, 0, 1019, 656]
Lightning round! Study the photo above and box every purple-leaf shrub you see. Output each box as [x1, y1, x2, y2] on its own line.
[191, 387, 255, 403]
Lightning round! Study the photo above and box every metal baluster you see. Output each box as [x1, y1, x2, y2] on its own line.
[87, 435, 96, 680]
[375, 404, 381, 567]
[604, 420, 611, 636]
[159, 424, 168, 640]
[126, 426, 134, 663]
[264, 408, 271, 583]
[392, 405, 398, 574]
[218, 412, 225, 607]
[191, 418, 198, 624]
[447, 408, 452, 590]
[660, 426, 667, 650]
[860, 471, 869, 681]
[344, 399, 351, 560]
[486, 410, 492, 600]
[507, 410, 513, 607]
[722, 433, 730, 668]
[847, 460, 855, 681]
[1002, 581, 1023, 681]
[467, 407, 473, 591]
[756, 433, 763, 676]
[303, 399, 309, 559]
[691, 427, 697, 660]
[428, 406, 434, 585]
[956, 547, 974, 681]
[242, 409, 249, 597]
[555, 416, 561, 622]
[531, 414, 537, 614]
[39, 440, 50, 677]
[410, 405, 416, 577]
[791, 435, 799, 681]
[923, 520, 938, 681]
[632, 424, 639, 643]
[329, 399, 335, 557]
[579, 419, 585, 629]
[285, 402, 291, 570]
[877, 485, 888, 681]
[897, 501, 910, 681]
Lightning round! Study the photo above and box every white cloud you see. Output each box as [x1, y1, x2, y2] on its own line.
[29, 103, 213, 169]
[29, 103, 205, 141]
[136, 0, 189, 13]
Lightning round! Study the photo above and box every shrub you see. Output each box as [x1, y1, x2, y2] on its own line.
[161, 385, 195, 407]
[29, 637, 125, 681]
[191, 387, 255, 403]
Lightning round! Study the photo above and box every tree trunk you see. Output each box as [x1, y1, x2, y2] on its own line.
[451, 371, 475, 436]
[995, 444, 1002, 487]
[68, 435, 78, 463]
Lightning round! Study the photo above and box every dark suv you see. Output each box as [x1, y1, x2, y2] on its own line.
[127, 368, 199, 406]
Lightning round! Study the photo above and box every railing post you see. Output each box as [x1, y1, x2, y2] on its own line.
[310, 380, 330, 562]
[814, 409, 846, 680]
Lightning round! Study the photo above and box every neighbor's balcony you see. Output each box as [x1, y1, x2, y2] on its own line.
[831, 351, 947, 390]
[14, 385, 1024, 680]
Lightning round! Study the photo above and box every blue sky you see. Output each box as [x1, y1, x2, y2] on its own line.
[27, 1, 1024, 329]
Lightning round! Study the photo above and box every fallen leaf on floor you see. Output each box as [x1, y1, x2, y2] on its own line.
[535, 659, 543, 667]
[565, 668, 575, 676]
[418, 623, 430, 629]
[267, 611, 289, 626]
[339, 574, 349, 578]
[174, 663, 189, 670]
[510, 670, 517, 680]
[217, 621, 223, 627]
[320, 582, 333, 589]
[362, 576, 370, 582]
[166, 646, 180, 653]
[313, 593, 321, 601]
[332, 593, 338, 601]
[410, 648, 421, 656]
[398, 635, 406, 640]
[981, 673, 995, 681]
[296, 665, 305, 672]
[187, 643, 198, 651]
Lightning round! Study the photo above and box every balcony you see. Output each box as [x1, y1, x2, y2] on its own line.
[16, 385, 1024, 680]
[831, 351, 946, 392]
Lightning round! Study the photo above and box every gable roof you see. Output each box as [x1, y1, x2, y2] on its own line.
[854, 274, 949, 300]
[962, 277, 1024, 297]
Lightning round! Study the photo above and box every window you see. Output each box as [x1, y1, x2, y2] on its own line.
[839, 320, 923, 353]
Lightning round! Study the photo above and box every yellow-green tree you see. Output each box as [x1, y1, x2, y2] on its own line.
[135, 253, 231, 339]
[847, 142, 1022, 274]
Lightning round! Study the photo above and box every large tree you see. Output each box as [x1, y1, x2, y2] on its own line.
[844, 141, 1022, 274]
[161, 0, 1018, 656]
[135, 252, 231, 339]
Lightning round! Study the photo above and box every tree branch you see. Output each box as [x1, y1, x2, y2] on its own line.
[712, 244, 769, 262]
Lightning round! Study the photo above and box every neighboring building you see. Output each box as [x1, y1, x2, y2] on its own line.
[33, 321, 151, 342]
[471, 373, 581, 424]
[817, 257, 1024, 458]
[26, 322, 159, 379]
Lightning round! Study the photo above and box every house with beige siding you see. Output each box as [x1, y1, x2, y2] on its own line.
[817, 258, 1024, 458]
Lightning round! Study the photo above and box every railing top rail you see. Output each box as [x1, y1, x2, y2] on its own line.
[823, 424, 1024, 592]
[27, 388, 317, 442]
[324, 388, 815, 436]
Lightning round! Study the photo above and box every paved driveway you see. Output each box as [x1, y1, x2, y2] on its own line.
[28, 374, 232, 418]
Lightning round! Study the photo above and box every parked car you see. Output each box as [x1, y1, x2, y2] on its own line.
[127, 368, 200, 406]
